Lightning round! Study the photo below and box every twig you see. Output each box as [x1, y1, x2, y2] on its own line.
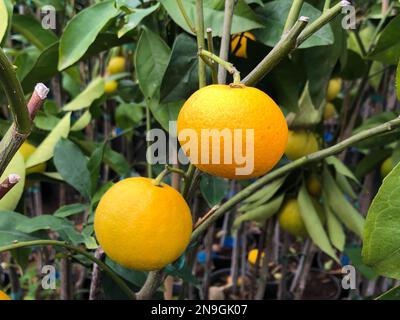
[0, 83, 49, 178]
[323, 0, 331, 12]
[218, 0, 235, 84]
[297, 1, 350, 45]
[176, 0, 196, 34]
[206, 28, 218, 84]
[194, 205, 220, 229]
[0, 240, 136, 300]
[0, 174, 20, 200]
[89, 247, 105, 300]
[136, 271, 164, 300]
[283, 0, 304, 33]
[242, 17, 309, 86]
[195, 0, 206, 88]
[199, 49, 240, 83]
[0, 48, 30, 134]
[190, 115, 400, 242]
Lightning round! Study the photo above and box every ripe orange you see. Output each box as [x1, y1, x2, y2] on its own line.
[247, 248, 264, 265]
[177, 84, 288, 179]
[231, 32, 256, 58]
[324, 102, 337, 120]
[0, 290, 11, 300]
[285, 130, 319, 161]
[106, 56, 125, 74]
[104, 80, 118, 94]
[94, 177, 192, 271]
[326, 78, 342, 101]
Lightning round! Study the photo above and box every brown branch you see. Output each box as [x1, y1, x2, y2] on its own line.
[0, 174, 20, 200]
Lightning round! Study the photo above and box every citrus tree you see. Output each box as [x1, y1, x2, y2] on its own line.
[0, 0, 399, 300]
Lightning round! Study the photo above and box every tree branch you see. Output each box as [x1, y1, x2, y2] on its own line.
[190, 116, 400, 242]
[218, 0, 235, 84]
[0, 174, 20, 200]
[283, 0, 304, 33]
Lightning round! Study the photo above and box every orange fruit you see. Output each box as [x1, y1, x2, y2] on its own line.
[326, 78, 342, 101]
[231, 32, 256, 58]
[306, 174, 322, 197]
[104, 80, 118, 94]
[380, 157, 394, 178]
[285, 130, 319, 161]
[247, 248, 264, 265]
[19, 142, 46, 174]
[324, 102, 337, 120]
[107, 56, 125, 74]
[278, 199, 307, 238]
[0, 290, 11, 300]
[94, 177, 192, 271]
[177, 84, 288, 180]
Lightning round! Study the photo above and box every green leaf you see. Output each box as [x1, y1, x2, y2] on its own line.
[298, 184, 338, 261]
[0, 211, 40, 247]
[376, 286, 400, 300]
[87, 142, 106, 196]
[345, 246, 378, 281]
[54, 204, 88, 218]
[64, 78, 104, 111]
[326, 156, 358, 183]
[323, 168, 364, 238]
[160, 0, 263, 37]
[115, 103, 144, 129]
[335, 172, 357, 200]
[362, 160, 400, 279]
[54, 138, 91, 199]
[254, 0, 333, 49]
[160, 33, 199, 104]
[17, 215, 84, 245]
[106, 257, 147, 288]
[240, 176, 287, 211]
[0, 0, 9, 43]
[397, 60, 400, 101]
[148, 98, 183, 132]
[58, 1, 119, 70]
[200, 175, 229, 207]
[135, 28, 170, 99]
[233, 194, 284, 229]
[34, 112, 61, 131]
[0, 152, 25, 211]
[118, 3, 160, 38]
[368, 15, 400, 65]
[26, 112, 71, 168]
[12, 14, 58, 50]
[21, 42, 58, 93]
[325, 203, 345, 251]
[71, 110, 92, 131]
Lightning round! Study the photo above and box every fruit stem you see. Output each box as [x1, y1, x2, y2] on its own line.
[0, 240, 137, 300]
[190, 115, 400, 242]
[199, 49, 241, 84]
[176, 0, 196, 34]
[152, 165, 188, 187]
[283, 0, 304, 33]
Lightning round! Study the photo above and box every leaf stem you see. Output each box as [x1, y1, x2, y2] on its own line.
[0, 240, 137, 300]
[190, 116, 400, 242]
[206, 28, 218, 84]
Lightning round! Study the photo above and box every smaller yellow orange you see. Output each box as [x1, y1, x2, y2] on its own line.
[107, 56, 125, 74]
[231, 32, 256, 58]
[104, 80, 118, 94]
[0, 290, 11, 300]
[326, 78, 342, 101]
